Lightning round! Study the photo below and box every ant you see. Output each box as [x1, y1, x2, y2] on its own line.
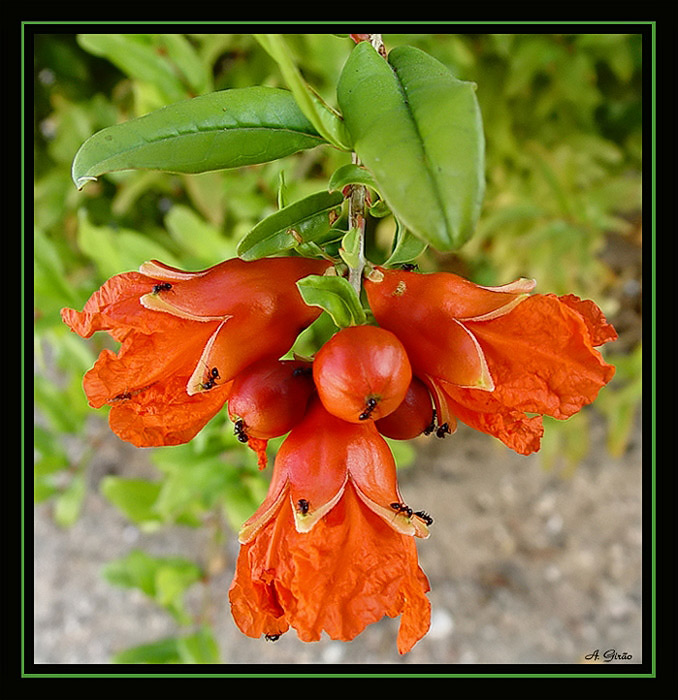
[436, 422, 451, 439]
[390, 502, 413, 518]
[359, 397, 378, 421]
[423, 409, 437, 436]
[296, 498, 310, 515]
[414, 510, 434, 526]
[198, 366, 220, 392]
[108, 391, 132, 403]
[400, 263, 419, 271]
[264, 634, 281, 642]
[151, 282, 173, 294]
[233, 418, 249, 443]
[292, 366, 312, 377]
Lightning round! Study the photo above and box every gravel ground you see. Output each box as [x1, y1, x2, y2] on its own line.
[33, 408, 644, 669]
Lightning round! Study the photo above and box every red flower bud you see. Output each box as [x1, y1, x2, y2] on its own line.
[312, 325, 412, 424]
[375, 376, 434, 440]
[228, 358, 315, 441]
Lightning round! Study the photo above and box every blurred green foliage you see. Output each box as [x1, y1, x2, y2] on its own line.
[33, 33, 642, 661]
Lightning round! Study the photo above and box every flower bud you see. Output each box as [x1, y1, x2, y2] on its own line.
[375, 376, 434, 440]
[313, 325, 412, 424]
[228, 358, 315, 440]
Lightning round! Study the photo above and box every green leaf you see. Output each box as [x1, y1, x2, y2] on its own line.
[112, 637, 182, 664]
[100, 477, 163, 529]
[164, 204, 236, 265]
[155, 34, 212, 95]
[177, 626, 221, 664]
[255, 34, 352, 151]
[339, 227, 361, 268]
[296, 274, 366, 328]
[76, 210, 180, 279]
[53, 474, 86, 527]
[337, 43, 485, 252]
[328, 163, 379, 194]
[102, 550, 202, 622]
[112, 627, 221, 664]
[72, 87, 327, 189]
[77, 34, 188, 105]
[237, 190, 344, 260]
[384, 220, 428, 267]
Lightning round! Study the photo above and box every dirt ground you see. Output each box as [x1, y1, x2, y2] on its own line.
[33, 406, 643, 669]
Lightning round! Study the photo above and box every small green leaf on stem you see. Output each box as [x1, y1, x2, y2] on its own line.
[297, 274, 366, 328]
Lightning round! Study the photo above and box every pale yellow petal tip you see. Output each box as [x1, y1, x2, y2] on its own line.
[139, 260, 209, 280]
[291, 488, 344, 534]
[140, 292, 230, 323]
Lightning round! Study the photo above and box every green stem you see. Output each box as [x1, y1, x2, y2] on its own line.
[346, 34, 384, 297]
[347, 152, 366, 295]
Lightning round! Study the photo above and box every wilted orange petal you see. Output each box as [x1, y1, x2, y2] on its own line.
[439, 381, 545, 455]
[229, 482, 430, 652]
[82, 321, 218, 408]
[467, 294, 616, 420]
[61, 271, 174, 340]
[558, 294, 618, 346]
[107, 373, 231, 447]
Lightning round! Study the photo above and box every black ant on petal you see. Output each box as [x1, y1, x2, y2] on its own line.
[199, 366, 221, 392]
[390, 502, 413, 518]
[296, 498, 310, 515]
[414, 510, 434, 526]
[152, 282, 173, 294]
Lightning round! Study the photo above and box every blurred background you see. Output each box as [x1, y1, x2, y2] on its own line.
[33, 32, 643, 666]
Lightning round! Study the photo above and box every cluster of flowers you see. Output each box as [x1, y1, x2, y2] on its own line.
[62, 255, 616, 653]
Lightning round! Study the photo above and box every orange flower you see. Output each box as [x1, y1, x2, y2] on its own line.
[61, 257, 329, 447]
[365, 268, 617, 455]
[229, 399, 431, 654]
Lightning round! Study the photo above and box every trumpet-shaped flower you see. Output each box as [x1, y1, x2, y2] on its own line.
[229, 399, 431, 654]
[365, 268, 617, 455]
[61, 257, 329, 447]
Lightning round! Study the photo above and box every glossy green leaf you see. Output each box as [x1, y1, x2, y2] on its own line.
[72, 87, 327, 189]
[237, 190, 344, 260]
[297, 274, 366, 328]
[384, 219, 428, 266]
[339, 227, 361, 268]
[328, 163, 379, 194]
[337, 43, 485, 251]
[254, 34, 352, 151]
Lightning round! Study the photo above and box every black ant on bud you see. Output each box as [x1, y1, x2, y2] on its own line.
[423, 409, 437, 436]
[296, 498, 310, 515]
[400, 263, 419, 271]
[359, 397, 378, 421]
[152, 282, 173, 294]
[292, 366, 312, 377]
[390, 502, 413, 518]
[414, 510, 434, 526]
[436, 422, 451, 439]
[233, 418, 249, 443]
